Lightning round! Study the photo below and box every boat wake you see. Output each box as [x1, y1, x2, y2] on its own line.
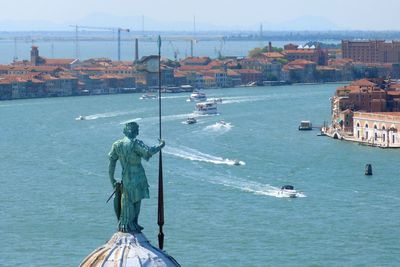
[220, 95, 271, 105]
[210, 176, 306, 198]
[119, 118, 143, 124]
[204, 121, 233, 133]
[161, 95, 187, 99]
[80, 110, 142, 120]
[164, 146, 245, 166]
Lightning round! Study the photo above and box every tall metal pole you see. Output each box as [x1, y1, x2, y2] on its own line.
[157, 35, 165, 250]
[118, 28, 121, 61]
[75, 25, 79, 59]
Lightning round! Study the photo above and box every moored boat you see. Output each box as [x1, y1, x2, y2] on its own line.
[298, 120, 312, 130]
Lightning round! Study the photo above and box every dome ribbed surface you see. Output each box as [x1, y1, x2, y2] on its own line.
[80, 232, 180, 267]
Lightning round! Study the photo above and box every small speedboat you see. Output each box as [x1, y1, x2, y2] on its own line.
[278, 185, 298, 198]
[186, 117, 197, 124]
[233, 159, 241, 166]
[140, 93, 157, 100]
[76, 115, 86, 120]
[188, 91, 207, 102]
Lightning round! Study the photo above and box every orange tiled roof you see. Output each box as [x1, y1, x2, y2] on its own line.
[44, 58, 77, 65]
[261, 52, 284, 58]
[350, 79, 377, 87]
[181, 57, 211, 65]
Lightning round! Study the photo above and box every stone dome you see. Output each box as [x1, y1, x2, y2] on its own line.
[80, 232, 180, 267]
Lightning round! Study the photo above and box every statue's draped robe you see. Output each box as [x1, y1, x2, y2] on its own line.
[109, 137, 161, 232]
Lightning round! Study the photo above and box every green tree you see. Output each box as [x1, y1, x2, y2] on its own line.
[248, 47, 263, 58]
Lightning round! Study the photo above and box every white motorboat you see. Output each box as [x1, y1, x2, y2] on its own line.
[186, 117, 197, 124]
[140, 93, 158, 100]
[194, 101, 218, 115]
[278, 185, 298, 198]
[188, 91, 207, 102]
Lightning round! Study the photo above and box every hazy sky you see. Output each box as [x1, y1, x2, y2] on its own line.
[2, 0, 399, 31]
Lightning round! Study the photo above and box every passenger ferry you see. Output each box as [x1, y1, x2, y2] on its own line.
[298, 120, 312, 130]
[194, 101, 218, 115]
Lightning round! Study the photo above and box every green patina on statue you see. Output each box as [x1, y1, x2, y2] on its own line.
[108, 121, 165, 233]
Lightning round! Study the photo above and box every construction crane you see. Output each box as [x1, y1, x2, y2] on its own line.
[69, 25, 130, 61]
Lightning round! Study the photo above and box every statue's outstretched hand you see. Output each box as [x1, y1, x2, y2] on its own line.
[111, 179, 118, 189]
[159, 139, 166, 149]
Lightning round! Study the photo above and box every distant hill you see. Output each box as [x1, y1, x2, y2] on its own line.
[0, 14, 339, 32]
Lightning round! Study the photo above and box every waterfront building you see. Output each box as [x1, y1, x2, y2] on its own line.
[203, 69, 228, 87]
[342, 40, 400, 64]
[240, 57, 282, 81]
[328, 59, 354, 81]
[235, 69, 263, 85]
[226, 69, 242, 87]
[282, 60, 317, 83]
[334, 81, 387, 113]
[203, 75, 216, 88]
[327, 79, 400, 147]
[316, 66, 340, 82]
[353, 112, 400, 147]
[282, 44, 328, 65]
[173, 70, 187, 86]
[184, 71, 204, 88]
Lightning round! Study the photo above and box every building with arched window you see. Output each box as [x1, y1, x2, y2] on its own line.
[353, 112, 400, 147]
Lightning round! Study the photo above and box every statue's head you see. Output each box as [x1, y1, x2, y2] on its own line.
[123, 121, 139, 139]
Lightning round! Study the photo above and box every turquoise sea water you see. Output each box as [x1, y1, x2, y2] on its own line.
[1, 84, 400, 266]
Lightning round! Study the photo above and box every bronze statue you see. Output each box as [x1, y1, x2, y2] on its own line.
[108, 121, 165, 233]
